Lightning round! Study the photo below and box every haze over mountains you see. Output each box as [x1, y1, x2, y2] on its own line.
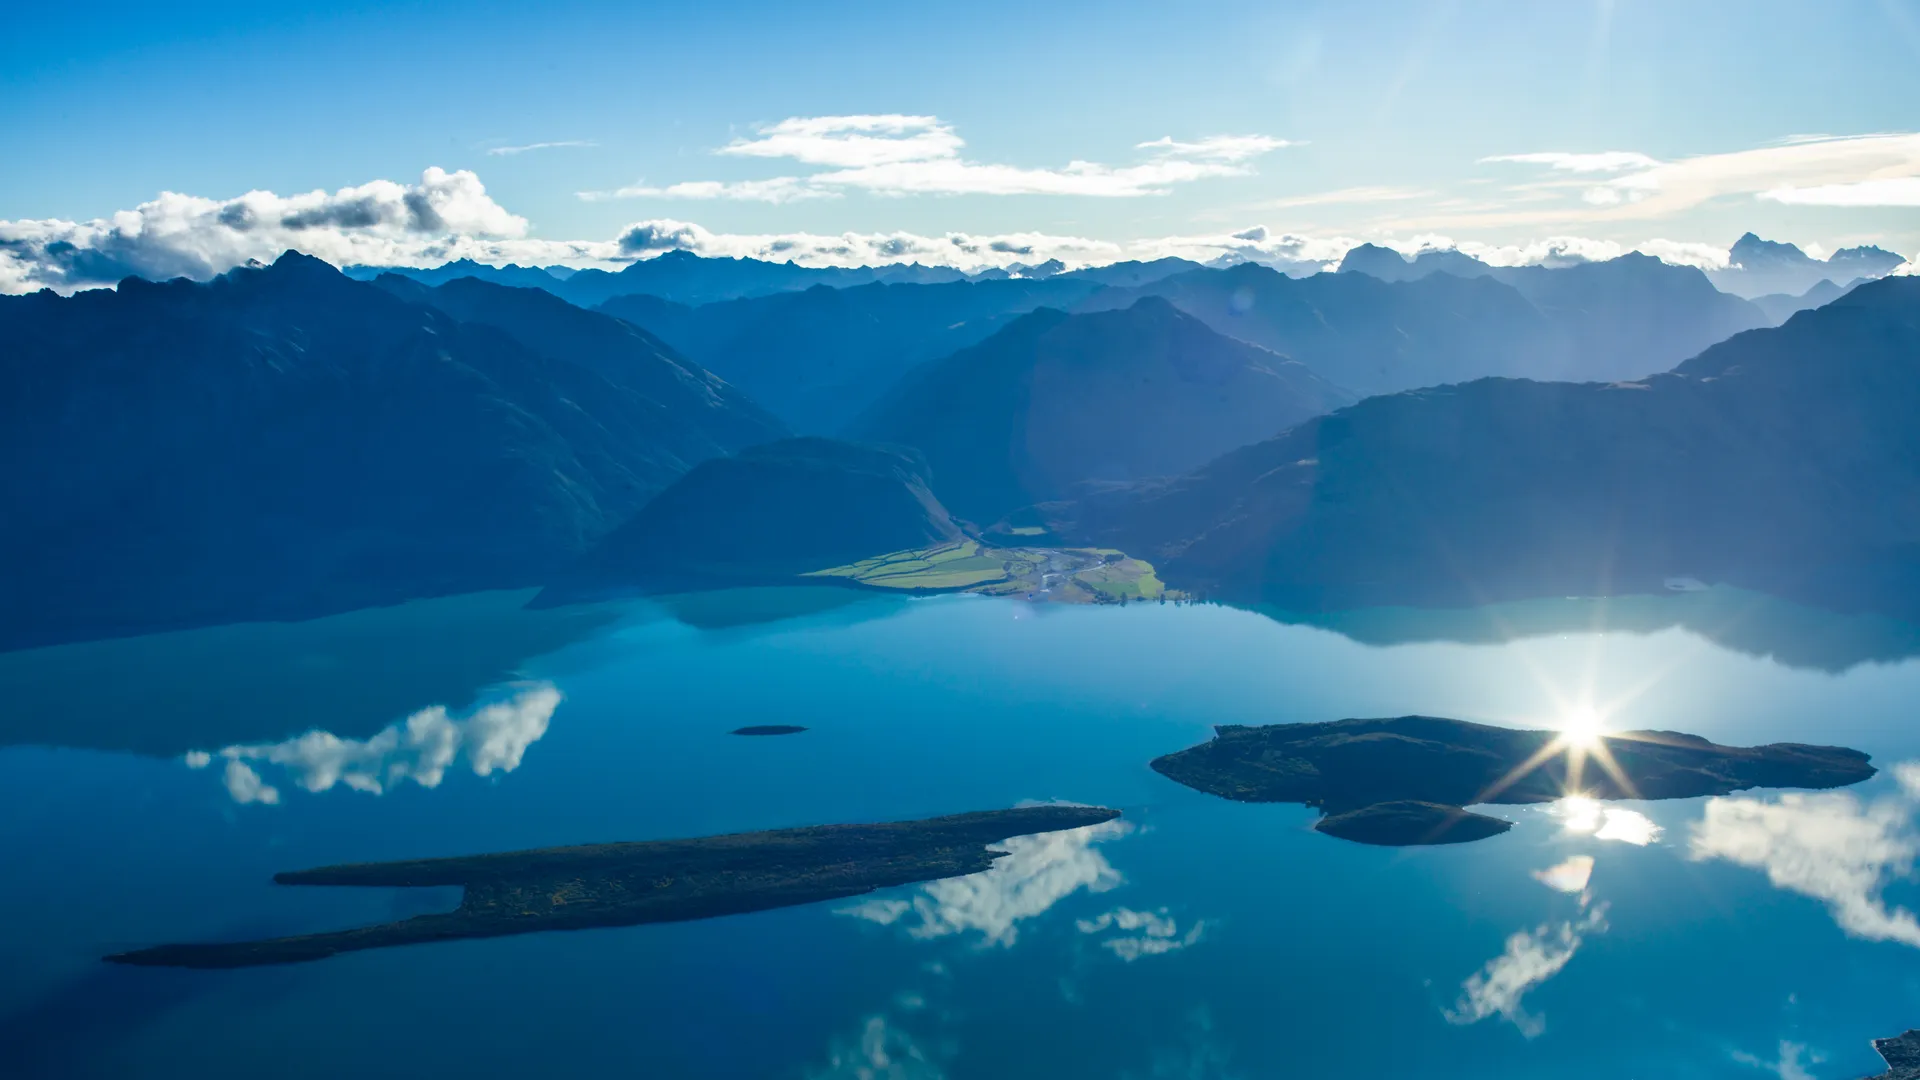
[1338, 233, 1904, 302]
[4, 232, 1916, 650]
[854, 298, 1353, 524]
[1057, 278, 1920, 615]
[598, 277, 1106, 433]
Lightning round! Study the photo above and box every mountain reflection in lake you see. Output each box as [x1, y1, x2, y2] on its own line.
[6, 588, 1920, 1079]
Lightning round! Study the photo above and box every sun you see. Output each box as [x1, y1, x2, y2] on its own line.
[1560, 705, 1608, 749]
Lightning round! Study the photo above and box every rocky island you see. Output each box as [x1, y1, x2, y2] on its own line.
[1151, 715, 1874, 846]
[104, 805, 1119, 968]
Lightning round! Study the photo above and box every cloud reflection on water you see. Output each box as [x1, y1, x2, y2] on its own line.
[1731, 1039, 1822, 1080]
[1689, 764, 1920, 948]
[184, 683, 560, 804]
[1532, 855, 1595, 894]
[806, 1014, 945, 1080]
[1075, 907, 1207, 961]
[839, 818, 1131, 946]
[1445, 899, 1609, 1038]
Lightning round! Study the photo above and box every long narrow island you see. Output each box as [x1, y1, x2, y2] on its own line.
[105, 805, 1119, 968]
[1151, 715, 1874, 846]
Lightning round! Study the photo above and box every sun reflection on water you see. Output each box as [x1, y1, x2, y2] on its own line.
[1554, 794, 1662, 845]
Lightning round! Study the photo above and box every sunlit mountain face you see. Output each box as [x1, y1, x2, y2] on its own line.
[4, 3, 1920, 1077]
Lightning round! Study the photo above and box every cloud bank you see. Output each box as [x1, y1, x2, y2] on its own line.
[0, 167, 533, 293]
[580, 115, 1290, 202]
[187, 683, 560, 805]
[3, 158, 1908, 295]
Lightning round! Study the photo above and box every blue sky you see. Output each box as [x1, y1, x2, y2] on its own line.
[3, 0, 1918, 288]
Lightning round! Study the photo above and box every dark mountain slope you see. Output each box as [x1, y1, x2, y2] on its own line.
[599, 277, 1105, 434]
[853, 297, 1354, 525]
[0, 253, 779, 649]
[371, 274, 784, 453]
[1057, 278, 1920, 612]
[547, 438, 966, 595]
[1062, 258, 1207, 288]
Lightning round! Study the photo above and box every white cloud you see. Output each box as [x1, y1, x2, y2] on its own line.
[1482, 151, 1663, 173]
[721, 115, 964, 169]
[1445, 902, 1609, 1037]
[1635, 238, 1733, 271]
[196, 683, 559, 803]
[584, 114, 1289, 201]
[222, 759, 280, 805]
[0, 167, 527, 293]
[1388, 133, 1920, 232]
[486, 141, 597, 156]
[1689, 779, 1920, 947]
[1136, 134, 1293, 162]
[580, 177, 833, 204]
[838, 818, 1130, 946]
[1760, 177, 1920, 207]
[1075, 906, 1207, 961]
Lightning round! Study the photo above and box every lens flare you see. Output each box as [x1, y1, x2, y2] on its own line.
[1560, 705, 1607, 749]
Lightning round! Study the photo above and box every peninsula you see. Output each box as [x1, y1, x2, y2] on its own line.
[1864, 1029, 1920, 1080]
[104, 805, 1119, 968]
[1151, 715, 1874, 846]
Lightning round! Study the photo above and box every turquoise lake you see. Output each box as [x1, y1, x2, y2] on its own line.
[4, 586, 1920, 1078]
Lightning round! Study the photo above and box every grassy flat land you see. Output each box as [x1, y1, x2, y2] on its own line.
[806, 542, 1181, 602]
[1074, 556, 1166, 601]
[804, 540, 1020, 590]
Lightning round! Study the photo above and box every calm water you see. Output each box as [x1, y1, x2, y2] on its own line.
[4, 586, 1920, 1078]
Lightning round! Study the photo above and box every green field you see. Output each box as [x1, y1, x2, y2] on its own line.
[804, 540, 1021, 590]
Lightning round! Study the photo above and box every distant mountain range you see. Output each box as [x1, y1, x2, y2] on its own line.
[0, 253, 784, 649]
[1078, 257, 1763, 395]
[853, 297, 1354, 525]
[1339, 234, 1908, 304]
[351, 251, 1204, 310]
[1707, 233, 1906, 299]
[1055, 278, 1920, 616]
[597, 277, 1106, 433]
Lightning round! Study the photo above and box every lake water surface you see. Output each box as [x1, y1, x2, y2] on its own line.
[4, 586, 1920, 1079]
